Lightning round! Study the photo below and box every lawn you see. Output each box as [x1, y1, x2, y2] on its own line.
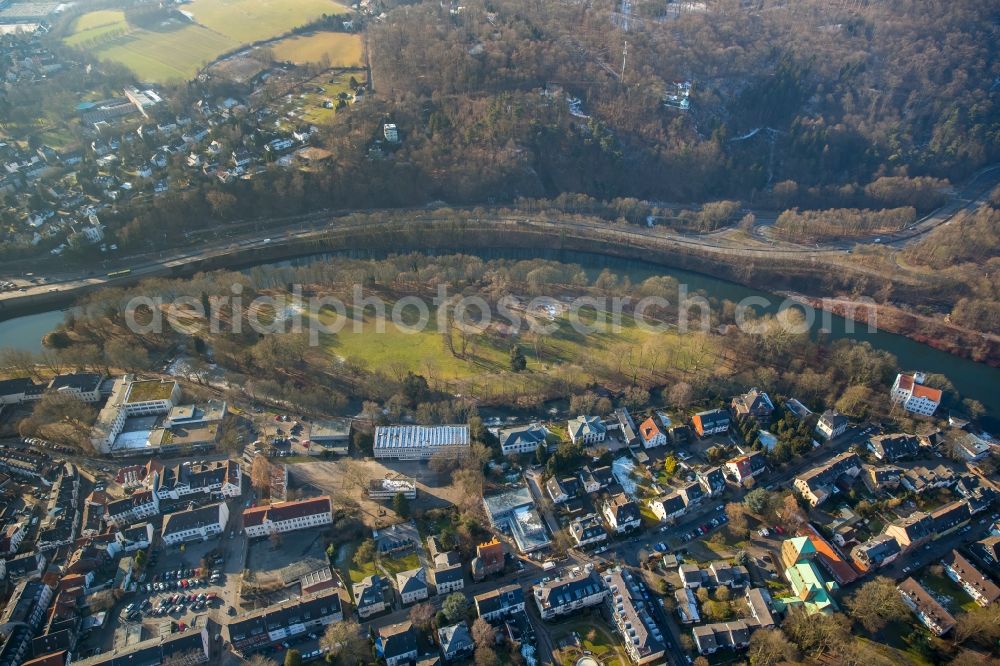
[271, 31, 364, 67]
[65, 0, 353, 82]
[380, 552, 421, 577]
[553, 618, 626, 666]
[317, 301, 719, 392]
[919, 571, 978, 613]
[336, 541, 377, 586]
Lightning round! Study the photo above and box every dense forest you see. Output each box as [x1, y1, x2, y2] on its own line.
[364, 0, 999, 204]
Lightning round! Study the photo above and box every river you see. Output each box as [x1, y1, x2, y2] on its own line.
[0, 249, 997, 426]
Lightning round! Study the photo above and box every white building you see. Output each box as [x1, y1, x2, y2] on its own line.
[91, 375, 182, 453]
[162, 502, 229, 546]
[105, 491, 160, 528]
[242, 496, 332, 538]
[815, 410, 848, 440]
[373, 425, 470, 460]
[603, 493, 641, 533]
[567, 415, 607, 445]
[497, 423, 549, 456]
[638, 416, 667, 448]
[396, 567, 429, 605]
[368, 476, 416, 500]
[383, 123, 399, 143]
[891, 373, 942, 416]
[534, 569, 607, 620]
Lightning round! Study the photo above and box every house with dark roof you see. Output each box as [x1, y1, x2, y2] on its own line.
[649, 493, 686, 523]
[353, 575, 389, 619]
[438, 623, 474, 662]
[603, 567, 666, 664]
[226, 589, 342, 654]
[616, 408, 638, 445]
[475, 584, 525, 622]
[73, 626, 209, 666]
[546, 476, 579, 504]
[697, 467, 726, 497]
[724, 451, 767, 484]
[885, 511, 934, 551]
[396, 567, 429, 605]
[162, 502, 229, 546]
[868, 433, 920, 461]
[692, 620, 752, 655]
[850, 534, 901, 572]
[567, 416, 607, 445]
[692, 409, 730, 437]
[930, 500, 971, 537]
[815, 410, 848, 440]
[862, 465, 902, 494]
[792, 452, 862, 507]
[678, 481, 706, 507]
[378, 622, 418, 666]
[46, 373, 104, 402]
[898, 577, 955, 636]
[901, 464, 957, 494]
[602, 493, 640, 533]
[731, 388, 774, 422]
[744, 588, 776, 628]
[941, 549, 1000, 607]
[533, 570, 607, 620]
[569, 513, 607, 547]
[497, 423, 548, 456]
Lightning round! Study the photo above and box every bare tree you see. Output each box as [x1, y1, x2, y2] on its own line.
[471, 617, 496, 649]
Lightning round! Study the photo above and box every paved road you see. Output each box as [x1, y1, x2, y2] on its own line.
[2, 163, 997, 313]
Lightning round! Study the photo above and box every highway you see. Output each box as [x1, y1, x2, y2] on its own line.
[1, 163, 997, 315]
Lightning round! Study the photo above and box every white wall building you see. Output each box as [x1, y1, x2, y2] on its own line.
[162, 502, 229, 546]
[891, 373, 942, 416]
[242, 496, 333, 538]
[373, 425, 470, 460]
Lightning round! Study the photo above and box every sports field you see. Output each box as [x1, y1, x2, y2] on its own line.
[270, 31, 364, 67]
[65, 0, 352, 82]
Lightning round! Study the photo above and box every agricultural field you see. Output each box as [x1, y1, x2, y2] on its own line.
[64, 0, 353, 82]
[270, 31, 363, 67]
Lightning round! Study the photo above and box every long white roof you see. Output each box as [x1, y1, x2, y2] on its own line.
[373, 425, 470, 451]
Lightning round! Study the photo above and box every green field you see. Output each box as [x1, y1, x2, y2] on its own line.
[271, 31, 364, 66]
[66, 0, 352, 82]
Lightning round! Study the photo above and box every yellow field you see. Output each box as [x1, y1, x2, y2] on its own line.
[65, 0, 353, 83]
[270, 31, 363, 67]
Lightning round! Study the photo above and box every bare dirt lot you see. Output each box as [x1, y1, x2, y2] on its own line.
[287, 457, 466, 528]
[244, 529, 329, 592]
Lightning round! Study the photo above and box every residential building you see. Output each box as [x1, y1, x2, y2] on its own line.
[75, 627, 209, 666]
[941, 550, 1000, 607]
[616, 408, 638, 445]
[603, 493, 641, 533]
[891, 373, 942, 416]
[954, 432, 993, 461]
[868, 433, 920, 461]
[697, 467, 726, 497]
[731, 388, 774, 421]
[438, 622, 474, 662]
[930, 500, 971, 537]
[898, 577, 955, 636]
[546, 476, 579, 504]
[792, 452, 862, 507]
[885, 511, 934, 551]
[373, 425, 470, 460]
[815, 410, 848, 440]
[383, 123, 400, 143]
[242, 496, 332, 538]
[151, 459, 241, 500]
[648, 493, 685, 523]
[567, 416, 607, 445]
[0, 579, 53, 632]
[475, 584, 525, 622]
[692, 409, 730, 437]
[638, 417, 667, 448]
[47, 373, 104, 402]
[104, 491, 159, 527]
[678, 481, 706, 507]
[162, 502, 229, 546]
[114, 522, 155, 554]
[569, 513, 608, 547]
[353, 575, 389, 619]
[851, 534, 901, 572]
[692, 620, 752, 656]
[227, 589, 343, 654]
[744, 588, 776, 628]
[675, 588, 699, 624]
[862, 465, 903, 494]
[533, 569, 607, 620]
[397, 567, 429, 605]
[431, 551, 464, 595]
[708, 561, 749, 589]
[678, 564, 707, 589]
[497, 423, 549, 456]
[724, 451, 767, 484]
[901, 464, 957, 494]
[603, 567, 666, 664]
[378, 622, 417, 666]
[578, 466, 613, 493]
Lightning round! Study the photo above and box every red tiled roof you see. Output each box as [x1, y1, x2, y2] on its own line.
[639, 417, 663, 443]
[802, 525, 860, 584]
[912, 384, 942, 402]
